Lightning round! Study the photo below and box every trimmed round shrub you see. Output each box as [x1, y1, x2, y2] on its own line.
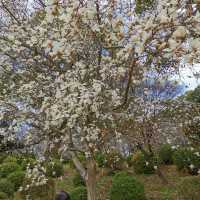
[178, 176, 200, 200]
[95, 152, 106, 168]
[7, 171, 25, 191]
[70, 186, 87, 200]
[173, 147, 200, 175]
[46, 160, 64, 178]
[0, 179, 15, 197]
[73, 174, 85, 187]
[110, 172, 146, 200]
[0, 192, 8, 199]
[158, 144, 174, 165]
[0, 162, 21, 178]
[132, 151, 157, 174]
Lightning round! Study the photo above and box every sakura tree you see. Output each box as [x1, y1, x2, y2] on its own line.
[0, 0, 200, 199]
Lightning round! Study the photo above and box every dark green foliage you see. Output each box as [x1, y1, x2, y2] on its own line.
[185, 86, 200, 103]
[73, 174, 85, 187]
[20, 157, 36, 170]
[0, 179, 15, 197]
[110, 172, 146, 200]
[46, 160, 64, 178]
[7, 171, 25, 191]
[0, 162, 21, 178]
[132, 151, 157, 174]
[178, 176, 200, 200]
[95, 152, 106, 168]
[70, 186, 87, 200]
[0, 192, 8, 199]
[158, 144, 174, 165]
[135, 0, 155, 14]
[173, 147, 200, 175]
[3, 155, 18, 163]
[0, 154, 6, 164]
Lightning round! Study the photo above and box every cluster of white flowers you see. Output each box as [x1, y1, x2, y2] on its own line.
[19, 162, 47, 193]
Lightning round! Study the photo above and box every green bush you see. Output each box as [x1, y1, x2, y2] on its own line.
[0, 154, 7, 164]
[135, 0, 154, 13]
[132, 151, 157, 174]
[110, 172, 146, 200]
[158, 144, 174, 165]
[46, 160, 64, 178]
[70, 186, 87, 200]
[3, 155, 18, 163]
[7, 171, 25, 191]
[178, 176, 200, 200]
[173, 147, 200, 175]
[0, 192, 8, 199]
[0, 162, 21, 177]
[20, 178, 55, 200]
[20, 157, 36, 170]
[95, 152, 106, 168]
[0, 179, 15, 197]
[73, 174, 85, 187]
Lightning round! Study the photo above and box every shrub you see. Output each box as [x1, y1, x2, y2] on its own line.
[0, 162, 21, 178]
[3, 155, 18, 163]
[110, 172, 146, 200]
[95, 152, 106, 168]
[104, 151, 124, 170]
[183, 117, 200, 146]
[0, 179, 15, 197]
[132, 151, 157, 174]
[46, 160, 64, 178]
[20, 178, 55, 200]
[73, 174, 85, 187]
[158, 144, 174, 165]
[7, 171, 25, 191]
[173, 147, 200, 175]
[0, 154, 7, 164]
[70, 186, 87, 200]
[20, 157, 36, 170]
[178, 176, 200, 200]
[0, 192, 8, 199]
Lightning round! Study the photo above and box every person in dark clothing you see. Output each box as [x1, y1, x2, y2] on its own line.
[55, 191, 71, 200]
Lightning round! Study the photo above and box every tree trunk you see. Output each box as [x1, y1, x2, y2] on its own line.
[85, 158, 97, 200]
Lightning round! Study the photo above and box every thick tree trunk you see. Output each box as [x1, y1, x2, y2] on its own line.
[85, 158, 97, 200]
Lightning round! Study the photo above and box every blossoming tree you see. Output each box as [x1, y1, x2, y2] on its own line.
[0, 0, 200, 199]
